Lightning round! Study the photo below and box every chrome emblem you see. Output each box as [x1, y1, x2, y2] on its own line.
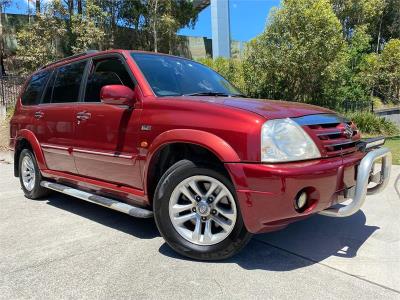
[343, 123, 353, 139]
[141, 125, 152, 131]
[199, 205, 207, 214]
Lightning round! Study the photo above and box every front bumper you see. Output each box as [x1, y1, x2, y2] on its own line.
[225, 146, 391, 234]
[319, 147, 391, 217]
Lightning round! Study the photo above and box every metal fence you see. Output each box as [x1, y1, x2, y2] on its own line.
[343, 100, 374, 113]
[0, 75, 26, 110]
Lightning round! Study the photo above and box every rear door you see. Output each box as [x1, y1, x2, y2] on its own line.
[19, 70, 52, 140]
[36, 60, 88, 173]
[72, 55, 143, 189]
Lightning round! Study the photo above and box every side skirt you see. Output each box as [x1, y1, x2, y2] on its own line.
[41, 181, 154, 218]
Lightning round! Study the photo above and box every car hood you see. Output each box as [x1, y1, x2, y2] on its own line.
[171, 96, 335, 119]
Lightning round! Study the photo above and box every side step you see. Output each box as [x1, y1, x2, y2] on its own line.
[40, 181, 153, 218]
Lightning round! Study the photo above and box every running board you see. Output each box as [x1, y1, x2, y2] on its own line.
[40, 181, 153, 218]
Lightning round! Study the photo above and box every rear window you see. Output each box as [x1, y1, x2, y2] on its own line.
[21, 71, 51, 106]
[51, 61, 87, 103]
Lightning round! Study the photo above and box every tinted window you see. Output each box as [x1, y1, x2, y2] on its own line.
[42, 70, 56, 104]
[131, 53, 241, 97]
[52, 61, 87, 103]
[85, 58, 134, 102]
[21, 71, 51, 105]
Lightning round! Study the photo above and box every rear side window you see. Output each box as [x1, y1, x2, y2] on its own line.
[51, 61, 87, 103]
[21, 71, 51, 106]
[84, 58, 135, 102]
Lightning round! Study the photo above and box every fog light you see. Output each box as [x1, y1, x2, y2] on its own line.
[295, 191, 308, 210]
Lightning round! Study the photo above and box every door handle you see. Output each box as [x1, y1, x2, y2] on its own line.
[34, 111, 44, 119]
[76, 111, 91, 121]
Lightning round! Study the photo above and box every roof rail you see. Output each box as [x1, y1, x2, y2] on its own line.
[40, 50, 99, 70]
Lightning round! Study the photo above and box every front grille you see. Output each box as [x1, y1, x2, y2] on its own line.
[294, 114, 361, 157]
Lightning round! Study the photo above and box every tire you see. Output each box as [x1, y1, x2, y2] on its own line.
[18, 149, 50, 199]
[153, 159, 252, 261]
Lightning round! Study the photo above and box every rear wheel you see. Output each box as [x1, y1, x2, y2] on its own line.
[19, 149, 50, 199]
[153, 160, 252, 260]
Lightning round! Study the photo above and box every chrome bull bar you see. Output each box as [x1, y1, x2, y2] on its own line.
[319, 147, 392, 218]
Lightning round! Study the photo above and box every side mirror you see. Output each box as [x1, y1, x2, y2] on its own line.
[100, 85, 136, 106]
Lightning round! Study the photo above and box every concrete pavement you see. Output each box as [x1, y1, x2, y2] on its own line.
[0, 162, 399, 299]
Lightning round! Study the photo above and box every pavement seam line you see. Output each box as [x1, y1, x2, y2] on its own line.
[253, 238, 400, 295]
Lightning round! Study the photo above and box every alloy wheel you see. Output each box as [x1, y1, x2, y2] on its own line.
[169, 175, 237, 246]
[21, 155, 36, 191]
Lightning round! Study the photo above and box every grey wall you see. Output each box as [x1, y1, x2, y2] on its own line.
[375, 108, 400, 127]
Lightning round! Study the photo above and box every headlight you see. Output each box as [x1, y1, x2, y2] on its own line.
[261, 118, 321, 162]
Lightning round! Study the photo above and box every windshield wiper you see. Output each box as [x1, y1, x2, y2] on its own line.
[184, 92, 248, 98]
[184, 92, 231, 97]
[230, 93, 248, 98]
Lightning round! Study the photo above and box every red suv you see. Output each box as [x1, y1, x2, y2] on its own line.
[9, 50, 392, 260]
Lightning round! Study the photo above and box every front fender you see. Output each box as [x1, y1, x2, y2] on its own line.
[15, 129, 47, 170]
[143, 129, 240, 193]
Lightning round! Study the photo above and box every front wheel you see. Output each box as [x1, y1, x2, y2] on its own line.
[153, 160, 252, 260]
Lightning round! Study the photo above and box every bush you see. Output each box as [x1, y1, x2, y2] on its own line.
[197, 57, 245, 92]
[345, 111, 399, 136]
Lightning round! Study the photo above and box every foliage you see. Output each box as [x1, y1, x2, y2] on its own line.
[242, 0, 347, 108]
[330, 0, 400, 51]
[16, 1, 66, 72]
[117, 0, 197, 53]
[356, 39, 400, 103]
[197, 57, 245, 92]
[345, 111, 399, 135]
[379, 39, 400, 102]
[12, 0, 198, 72]
[70, 1, 106, 54]
[225, 0, 400, 109]
[330, 0, 385, 39]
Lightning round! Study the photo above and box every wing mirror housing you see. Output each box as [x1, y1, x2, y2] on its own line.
[100, 85, 137, 106]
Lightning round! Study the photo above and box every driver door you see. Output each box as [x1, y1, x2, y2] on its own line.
[72, 55, 143, 189]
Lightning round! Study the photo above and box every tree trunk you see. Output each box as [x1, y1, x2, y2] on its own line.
[68, 0, 74, 17]
[153, 0, 158, 52]
[110, 0, 116, 48]
[376, 10, 384, 53]
[0, 3, 6, 76]
[77, 0, 82, 14]
[36, 0, 40, 16]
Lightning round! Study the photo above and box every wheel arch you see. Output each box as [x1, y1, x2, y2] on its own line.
[144, 129, 240, 204]
[14, 129, 47, 177]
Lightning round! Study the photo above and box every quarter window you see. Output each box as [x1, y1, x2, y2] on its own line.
[21, 71, 51, 106]
[51, 61, 87, 103]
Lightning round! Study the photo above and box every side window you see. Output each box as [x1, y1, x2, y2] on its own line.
[84, 58, 135, 102]
[52, 61, 87, 103]
[42, 70, 56, 104]
[21, 70, 51, 106]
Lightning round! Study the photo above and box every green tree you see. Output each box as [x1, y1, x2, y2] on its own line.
[16, 1, 66, 72]
[244, 0, 347, 107]
[118, 0, 197, 53]
[70, 0, 106, 53]
[379, 39, 400, 102]
[0, 0, 12, 75]
[197, 57, 245, 92]
[330, 0, 385, 39]
[336, 25, 374, 103]
[373, 0, 400, 51]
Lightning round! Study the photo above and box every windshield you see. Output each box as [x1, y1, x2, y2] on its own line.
[131, 53, 242, 97]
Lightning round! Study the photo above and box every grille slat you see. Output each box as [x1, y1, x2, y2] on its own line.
[316, 130, 342, 137]
[293, 114, 361, 157]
